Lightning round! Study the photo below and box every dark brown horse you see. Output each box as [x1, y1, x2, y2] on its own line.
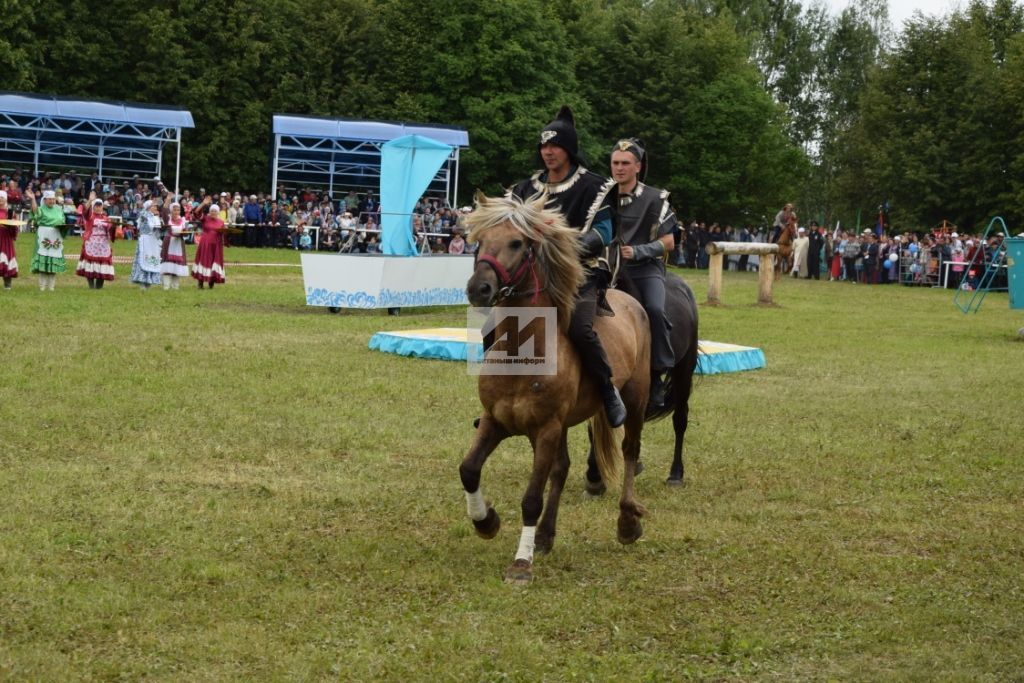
[585, 271, 700, 490]
[460, 192, 651, 584]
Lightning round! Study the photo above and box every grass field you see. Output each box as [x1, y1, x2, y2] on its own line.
[1, 232, 1022, 681]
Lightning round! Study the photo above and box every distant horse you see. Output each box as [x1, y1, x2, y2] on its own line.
[584, 271, 700, 491]
[460, 192, 651, 584]
[775, 217, 797, 277]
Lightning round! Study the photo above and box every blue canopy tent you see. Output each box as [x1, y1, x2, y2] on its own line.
[0, 91, 194, 194]
[380, 135, 455, 256]
[270, 115, 469, 206]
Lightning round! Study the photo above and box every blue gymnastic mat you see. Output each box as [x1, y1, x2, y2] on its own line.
[368, 328, 765, 374]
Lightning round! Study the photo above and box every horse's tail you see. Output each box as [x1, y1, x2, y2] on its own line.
[589, 410, 622, 488]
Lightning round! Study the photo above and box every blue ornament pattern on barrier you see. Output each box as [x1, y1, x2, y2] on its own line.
[306, 287, 467, 308]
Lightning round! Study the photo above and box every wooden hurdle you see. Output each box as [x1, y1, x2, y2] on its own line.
[704, 242, 780, 306]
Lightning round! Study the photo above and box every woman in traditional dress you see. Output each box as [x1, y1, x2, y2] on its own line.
[160, 201, 190, 290]
[0, 190, 20, 289]
[77, 194, 117, 289]
[27, 189, 68, 291]
[191, 197, 227, 289]
[130, 199, 163, 289]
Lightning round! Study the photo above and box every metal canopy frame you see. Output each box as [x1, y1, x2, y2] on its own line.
[0, 92, 194, 195]
[271, 114, 469, 207]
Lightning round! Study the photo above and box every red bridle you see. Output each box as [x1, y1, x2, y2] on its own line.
[474, 244, 542, 305]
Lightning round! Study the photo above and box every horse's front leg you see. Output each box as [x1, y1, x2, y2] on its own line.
[459, 414, 508, 539]
[505, 422, 561, 585]
[535, 428, 570, 555]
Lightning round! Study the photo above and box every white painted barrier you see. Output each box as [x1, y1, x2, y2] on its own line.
[301, 253, 474, 309]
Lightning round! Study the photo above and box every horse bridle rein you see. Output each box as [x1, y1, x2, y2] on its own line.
[474, 244, 542, 305]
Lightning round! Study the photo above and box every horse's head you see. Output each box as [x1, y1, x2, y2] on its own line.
[465, 192, 584, 322]
[466, 199, 536, 306]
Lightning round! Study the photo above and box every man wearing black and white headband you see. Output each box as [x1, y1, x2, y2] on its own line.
[610, 138, 677, 409]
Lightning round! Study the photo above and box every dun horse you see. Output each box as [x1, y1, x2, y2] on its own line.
[460, 192, 651, 584]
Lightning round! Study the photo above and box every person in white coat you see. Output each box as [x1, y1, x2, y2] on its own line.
[791, 226, 810, 278]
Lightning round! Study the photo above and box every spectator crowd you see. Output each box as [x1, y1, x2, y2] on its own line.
[4, 168, 1015, 285]
[670, 220, 1016, 290]
[0, 168, 475, 255]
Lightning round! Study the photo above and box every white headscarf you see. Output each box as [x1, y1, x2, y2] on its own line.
[210, 204, 221, 213]
[43, 190, 56, 199]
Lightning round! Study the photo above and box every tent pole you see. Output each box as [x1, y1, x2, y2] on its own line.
[271, 134, 281, 201]
[175, 128, 182, 200]
[453, 149, 460, 209]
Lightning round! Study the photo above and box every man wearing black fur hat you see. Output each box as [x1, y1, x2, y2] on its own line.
[508, 106, 626, 427]
[610, 138, 677, 409]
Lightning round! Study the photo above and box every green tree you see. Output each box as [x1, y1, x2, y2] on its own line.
[366, 0, 585, 195]
[566, 0, 807, 223]
[834, 1, 1024, 231]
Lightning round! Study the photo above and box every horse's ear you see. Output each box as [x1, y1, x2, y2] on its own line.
[473, 189, 489, 208]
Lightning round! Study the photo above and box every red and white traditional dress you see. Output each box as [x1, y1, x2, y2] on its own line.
[191, 206, 227, 284]
[161, 215, 190, 277]
[0, 204, 19, 281]
[76, 206, 117, 281]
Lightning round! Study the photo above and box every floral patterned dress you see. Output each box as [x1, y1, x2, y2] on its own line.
[160, 216, 190, 277]
[0, 207, 19, 279]
[30, 203, 68, 274]
[130, 212, 163, 285]
[77, 207, 116, 280]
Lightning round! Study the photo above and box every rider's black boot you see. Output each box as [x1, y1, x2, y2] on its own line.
[601, 383, 627, 428]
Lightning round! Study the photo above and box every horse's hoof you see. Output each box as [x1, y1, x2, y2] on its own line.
[585, 478, 606, 497]
[634, 461, 645, 476]
[665, 476, 684, 487]
[534, 533, 554, 555]
[617, 516, 643, 545]
[473, 507, 500, 539]
[504, 559, 533, 585]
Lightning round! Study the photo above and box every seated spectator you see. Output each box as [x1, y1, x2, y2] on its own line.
[448, 227, 466, 254]
[290, 213, 308, 250]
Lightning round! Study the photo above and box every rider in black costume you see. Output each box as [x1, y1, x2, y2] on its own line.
[609, 138, 678, 409]
[508, 106, 627, 427]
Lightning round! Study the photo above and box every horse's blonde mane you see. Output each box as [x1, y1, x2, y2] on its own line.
[466, 192, 584, 325]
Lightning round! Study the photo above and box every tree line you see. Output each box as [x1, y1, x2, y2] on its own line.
[2, 0, 1022, 232]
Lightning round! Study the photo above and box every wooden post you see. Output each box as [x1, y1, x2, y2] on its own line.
[758, 254, 775, 305]
[707, 252, 724, 305]
[704, 241, 781, 306]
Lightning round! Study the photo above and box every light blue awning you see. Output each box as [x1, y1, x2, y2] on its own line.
[0, 91, 193, 188]
[0, 92, 194, 128]
[273, 115, 466, 147]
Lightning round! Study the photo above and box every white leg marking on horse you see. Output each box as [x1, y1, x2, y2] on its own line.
[466, 489, 488, 521]
[515, 526, 536, 563]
